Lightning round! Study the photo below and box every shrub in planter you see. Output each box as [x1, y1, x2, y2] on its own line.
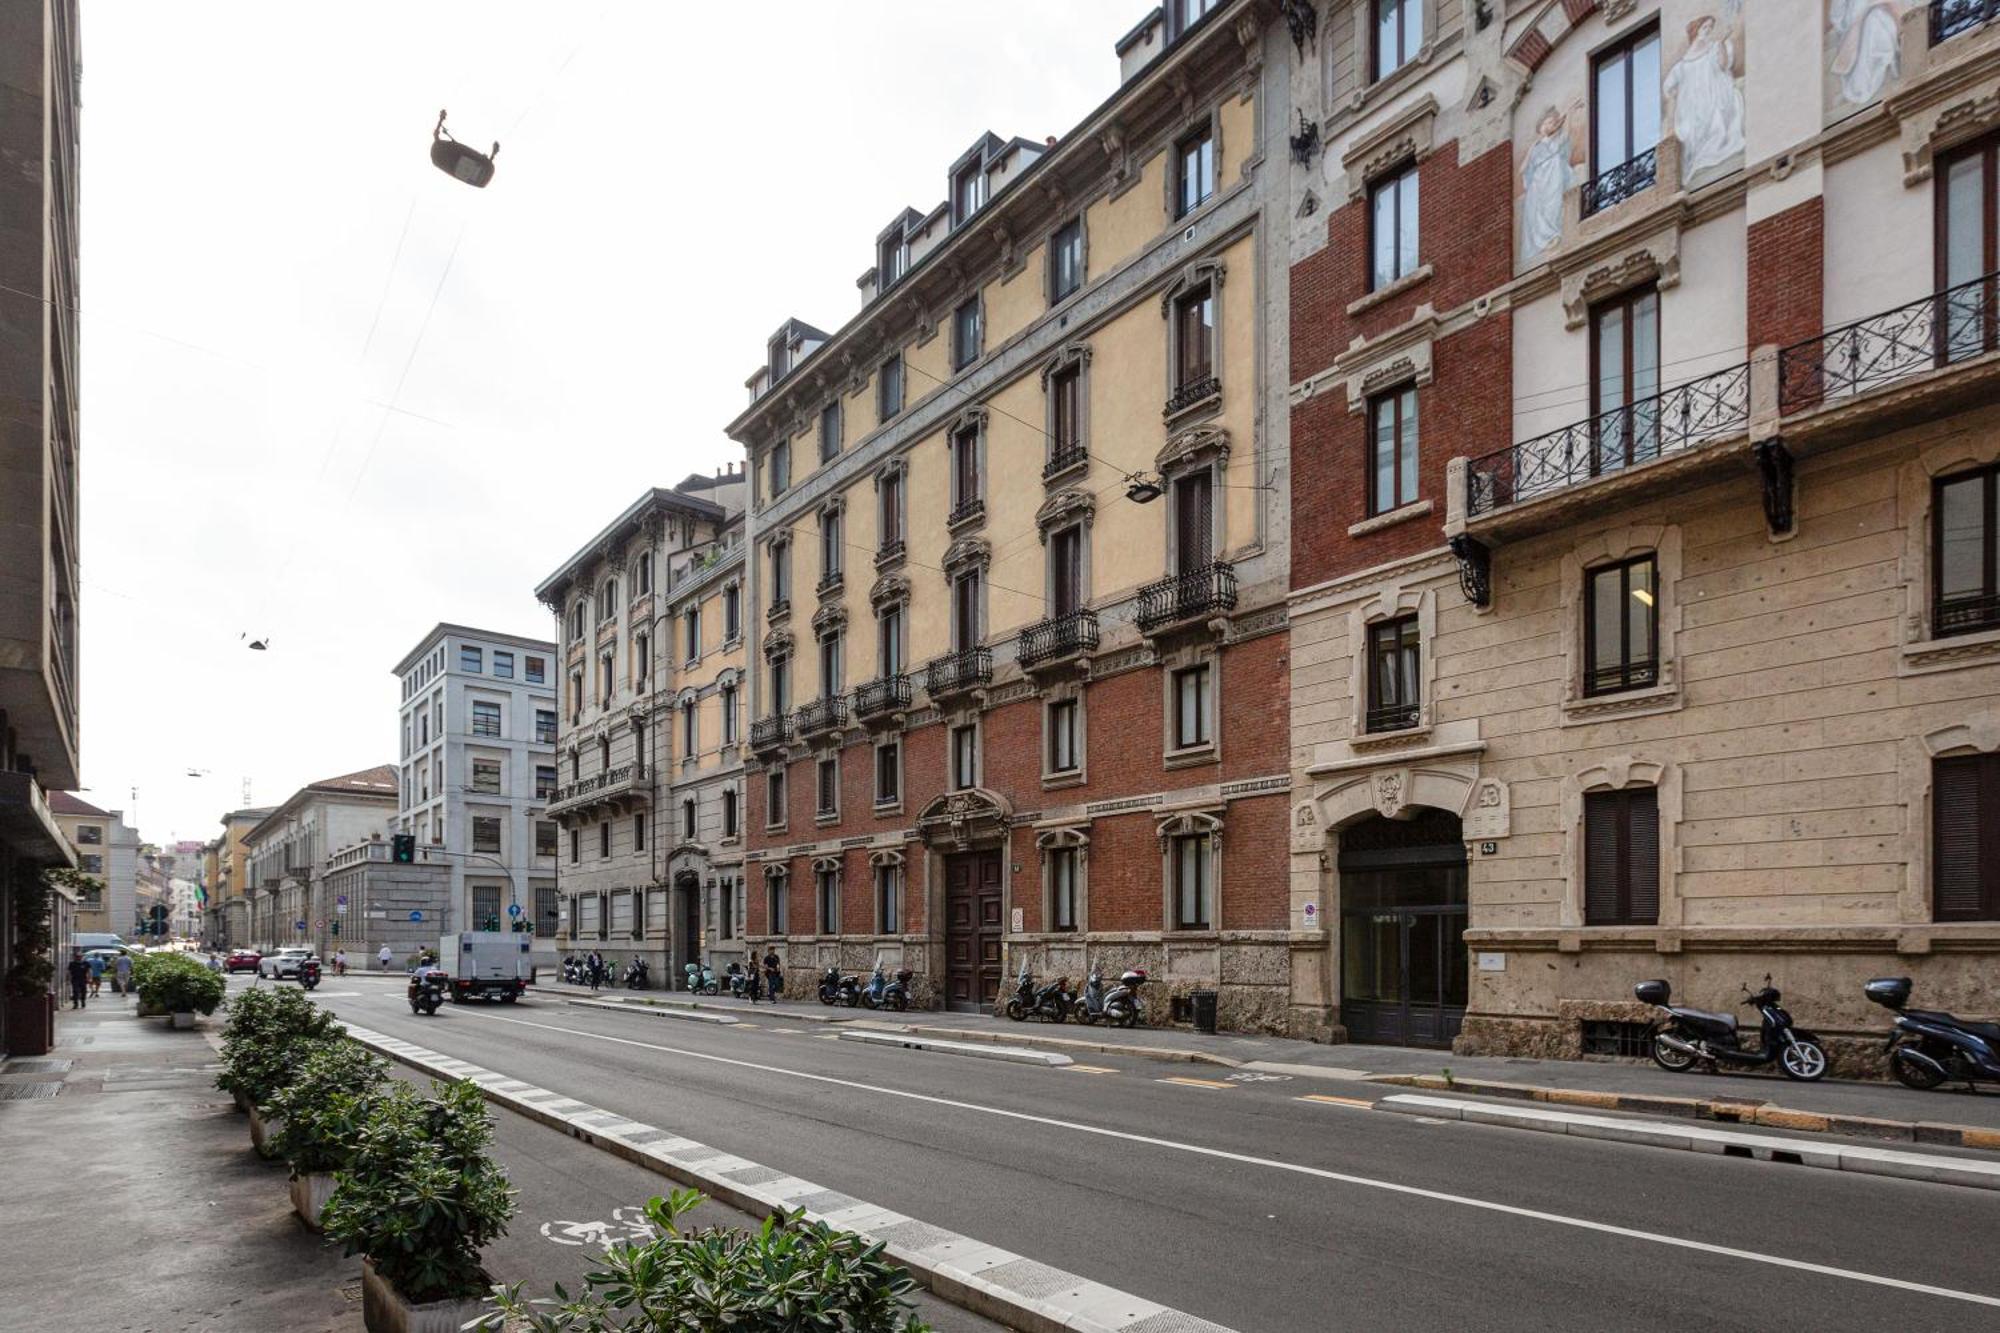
[484, 1190, 932, 1332]
[134, 952, 225, 1020]
[268, 1039, 389, 1229]
[322, 1078, 515, 1313]
[215, 985, 340, 1112]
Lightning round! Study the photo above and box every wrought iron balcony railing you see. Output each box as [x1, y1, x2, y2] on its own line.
[1017, 610, 1100, 669]
[1043, 443, 1089, 480]
[767, 597, 791, 624]
[1586, 655, 1660, 697]
[793, 695, 847, 738]
[1581, 146, 1657, 217]
[924, 646, 993, 698]
[1163, 373, 1221, 419]
[1364, 701, 1421, 734]
[1937, 590, 2000, 639]
[851, 674, 912, 721]
[875, 538, 906, 567]
[1464, 361, 1750, 519]
[1135, 562, 1239, 633]
[947, 497, 986, 529]
[1933, 0, 1999, 44]
[1778, 271, 2000, 414]
[544, 762, 648, 818]
[749, 714, 790, 753]
[816, 570, 844, 597]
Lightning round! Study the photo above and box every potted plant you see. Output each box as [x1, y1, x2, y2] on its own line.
[214, 985, 340, 1152]
[134, 952, 225, 1028]
[268, 1039, 388, 1230]
[323, 1078, 515, 1333]
[484, 1190, 932, 1331]
[3, 865, 77, 1057]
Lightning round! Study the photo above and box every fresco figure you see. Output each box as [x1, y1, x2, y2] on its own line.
[1664, 14, 1745, 185]
[1829, 0, 1905, 107]
[1520, 104, 1579, 262]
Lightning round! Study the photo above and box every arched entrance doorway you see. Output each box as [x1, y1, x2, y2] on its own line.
[1338, 808, 1467, 1047]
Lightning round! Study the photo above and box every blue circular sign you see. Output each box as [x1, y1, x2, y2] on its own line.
[408, 910, 423, 922]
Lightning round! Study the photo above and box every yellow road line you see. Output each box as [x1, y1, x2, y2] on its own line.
[735, 1022, 759, 1029]
[1158, 1076, 1235, 1091]
[1297, 1094, 1374, 1110]
[1064, 1064, 1118, 1074]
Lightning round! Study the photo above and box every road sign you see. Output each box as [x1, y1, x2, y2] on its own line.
[294, 920, 306, 931]
[335, 904, 347, 914]
[315, 919, 325, 930]
[336, 895, 348, 906]
[507, 903, 522, 918]
[408, 910, 423, 922]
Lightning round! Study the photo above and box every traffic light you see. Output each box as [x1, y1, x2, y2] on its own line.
[481, 914, 500, 932]
[391, 834, 415, 864]
[148, 904, 168, 937]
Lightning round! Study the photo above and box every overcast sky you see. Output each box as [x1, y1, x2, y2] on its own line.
[77, 1, 1140, 845]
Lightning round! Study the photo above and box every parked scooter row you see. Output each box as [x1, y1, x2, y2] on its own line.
[1005, 966, 1148, 1028]
[683, 962, 719, 995]
[817, 964, 913, 1011]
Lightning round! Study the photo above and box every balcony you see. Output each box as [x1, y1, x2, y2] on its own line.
[767, 596, 791, 625]
[947, 497, 986, 531]
[816, 570, 844, 598]
[852, 673, 912, 724]
[925, 646, 993, 699]
[544, 762, 649, 820]
[1779, 272, 2000, 418]
[1581, 146, 1656, 217]
[1043, 442, 1089, 483]
[1017, 609, 1100, 671]
[1933, 0, 1998, 44]
[749, 714, 791, 756]
[1136, 562, 1238, 635]
[1163, 373, 1221, 421]
[875, 538, 906, 569]
[794, 694, 847, 740]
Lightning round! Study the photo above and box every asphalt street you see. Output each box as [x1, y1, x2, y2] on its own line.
[290, 976, 2000, 1331]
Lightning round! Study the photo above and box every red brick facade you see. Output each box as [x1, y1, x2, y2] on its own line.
[1747, 196, 1825, 352]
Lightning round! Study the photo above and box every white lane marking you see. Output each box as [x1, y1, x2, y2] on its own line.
[480, 1013, 2000, 1310]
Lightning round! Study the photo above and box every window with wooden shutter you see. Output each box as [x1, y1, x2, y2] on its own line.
[1174, 471, 1213, 576]
[1934, 754, 2000, 920]
[1584, 787, 1659, 925]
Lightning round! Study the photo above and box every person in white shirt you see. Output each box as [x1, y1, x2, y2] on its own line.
[378, 943, 393, 971]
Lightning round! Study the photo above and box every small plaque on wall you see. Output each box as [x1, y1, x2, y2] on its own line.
[1011, 908, 1024, 933]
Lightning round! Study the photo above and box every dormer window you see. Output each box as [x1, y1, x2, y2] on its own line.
[952, 160, 987, 226]
[767, 334, 790, 386]
[878, 233, 909, 289]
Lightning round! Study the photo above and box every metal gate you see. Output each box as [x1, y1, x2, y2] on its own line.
[1338, 810, 1469, 1048]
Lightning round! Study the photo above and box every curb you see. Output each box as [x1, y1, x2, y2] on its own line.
[568, 998, 738, 1025]
[837, 1030, 1075, 1067]
[1367, 1073, 2000, 1153]
[1379, 1093, 2000, 1191]
[339, 1023, 1235, 1333]
[876, 1021, 1242, 1068]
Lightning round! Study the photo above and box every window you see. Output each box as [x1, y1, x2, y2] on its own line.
[74, 824, 101, 845]
[770, 438, 791, 496]
[876, 863, 900, 933]
[1590, 285, 1661, 468]
[1048, 699, 1080, 773]
[720, 878, 736, 939]
[1049, 847, 1078, 931]
[599, 736, 612, 771]
[952, 159, 987, 225]
[1173, 284, 1216, 392]
[1174, 470, 1214, 575]
[1584, 788, 1660, 925]
[720, 683, 738, 743]
[722, 787, 739, 838]
[820, 510, 843, 585]
[569, 747, 580, 782]
[598, 579, 619, 621]
[768, 874, 789, 933]
[817, 867, 840, 933]
[950, 724, 978, 790]
[636, 551, 653, 594]
[1373, 0, 1423, 81]
[1050, 525, 1084, 617]
[1173, 664, 1212, 749]
[766, 769, 787, 826]
[1369, 164, 1419, 290]
[950, 423, 981, 512]
[1049, 368, 1085, 474]
[951, 571, 981, 651]
[460, 645, 483, 673]
[570, 828, 580, 864]
[679, 610, 695, 663]
[1176, 127, 1215, 219]
[489, 650, 513, 681]
[536, 820, 557, 857]
[472, 758, 502, 794]
[878, 353, 905, 421]
[875, 740, 900, 804]
[634, 632, 651, 691]
[472, 817, 502, 855]
[819, 400, 842, 462]
[598, 652, 615, 703]
[536, 708, 557, 745]
[1172, 834, 1212, 929]
[771, 656, 790, 713]
[80, 854, 102, 874]
[1050, 218, 1084, 302]
[1584, 555, 1659, 695]
[1366, 615, 1422, 732]
[471, 700, 501, 737]
[568, 670, 583, 724]
[599, 821, 611, 859]
[952, 298, 982, 370]
[1935, 754, 2000, 920]
[570, 603, 586, 642]
[537, 884, 560, 937]
[770, 541, 790, 604]
[1940, 137, 2000, 361]
[814, 634, 841, 699]
[878, 232, 909, 289]
[880, 469, 904, 550]
[525, 655, 546, 685]
[1368, 386, 1420, 515]
[1588, 25, 1661, 212]
[681, 698, 697, 758]
[817, 757, 839, 816]
[878, 605, 904, 675]
[1936, 464, 2000, 637]
[724, 583, 742, 640]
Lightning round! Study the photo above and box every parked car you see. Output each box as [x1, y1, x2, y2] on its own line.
[259, 947, 315, 979]
[224, 948, 262, 975]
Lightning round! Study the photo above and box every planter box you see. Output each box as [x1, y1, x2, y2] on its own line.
[248, 1106, 283, 1159]
[360, 1257, 492, 1333]
[232, 1088, 251, 1114]
[135, 1000, 166, 1018]
[171, 1011, 196, 1029]
[289, 1171, 337, 1231]
[3, 993, 54, 1057]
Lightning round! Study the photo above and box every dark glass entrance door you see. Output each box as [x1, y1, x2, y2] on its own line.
[944, 851, 1002, 1012]
[1339, 812, 1469, 1047]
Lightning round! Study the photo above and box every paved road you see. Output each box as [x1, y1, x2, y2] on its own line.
[292, 976, 2000, 1331]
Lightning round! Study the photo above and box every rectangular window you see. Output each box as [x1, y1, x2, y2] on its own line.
[681, 800, 694, 840]
[1368, 385, 1420, 515]
[722, 786, 739, 837]
[536, 884, 559, 937]
[1936, 464, 2000, 637]
[879, 605, 904, 675]
[817, 757, 839, 816]
[535, 708, 557, 744]
[472, 885, 501, 931]
[1934, 754, 2000, 920]
[634, 632, 650, 691]
[766, 769, 787, 827]
[1173, 834, 1212, 929]
[599, 652, 615, 702]
[1589, 25, 1662, 209]
[953, 160, 987, 225]
[1173, 664, 1212, 750]
[721, 584, 740, 642]
[951, 725, 978, 791]
[1584, 788, 1660, 925]
[471, 700, 501, 737]
[535, 820, 557, 857]
[1174, 471, 1214, 576]
[1373, 0, 1422, 81]
[1048, 699, 1080, 773]
[1940, 137, 1999, 361]
[952, 298, 982, 370]
[1590, 285, 1661, 468]
[1050, 847, 1078, 931]
[720, 878, 736, 939]
[1050, 218, 1084, 302]
[80, 854, 102, 874]
[876, 741, 900, 804]
[491, 650, 514, 680]
[75, 824, 101, 845]
[721, 684, 738, 743]
[525, 655, 545, 684]
[770, 542, 790, 604]
[1051, 526, 1083, 617]
[819, 400, 841, 462]
[821, 512, 842, 584]
[952, 572, 981, 652]
[878, 354, 904, 421]
[1174, 284, 1216, 390]
[682, 699, 697, 758]
[472, 758, 502, 794]
[460, 646, 483, 674]
[472, 816, 502, 855]
[880, 470, 903, 549]
[570, 828, 580, 864]
[1366, 615, 1422, 733]
[1051, 363, 1082, 462]
[951, 424, 980, 510]
[1369, 163, 1419, 290]
[819, 633, 842, 697]
[599, 821, 611, 859]
[879, 232, 908, 288]
[876, 864, 900, 933]
[769, 876, 789, 934]
[679, 613, 694, 662]
[1176, 127, 1215, 218]
[770, 439, 791, 496]
[1584, 555, 1659, 695]
[817, 868, 840, 934]
[771, 657, 790, 712]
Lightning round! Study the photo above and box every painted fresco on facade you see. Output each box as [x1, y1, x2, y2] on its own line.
[1663, 1, 1746, 190]
[1825, 0, 1916, 120]
[1518, 97, 1587, 264]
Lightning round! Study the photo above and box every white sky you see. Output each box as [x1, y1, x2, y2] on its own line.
[76, 1, 1141, 845]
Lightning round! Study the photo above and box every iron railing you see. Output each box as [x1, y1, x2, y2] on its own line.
[749, 714, 790, 753]
[545, 763, 647, 817]
[1136, 562, 1239, 632]
[947, 497, 986, 528]
[1585, 655, 1659, 697]
[1933, 0, 1999, 44]
[1937, 590, 2000, 638]
[1018, 610, 1100, 668]
[851, 674, 911, 720]
[1164, 373, 1221, 419]
[925, 646, 993, 697]
[1464, 361, 1751, 518]
[1043, 443, 1089, 480]
[816, 570, 844, 597]
[1581, 146, 1657, 217]
[793, 695, 847, 737]
[1364, 700, 1421, 733]
[875, 538, 905, 566]
[767, 597, 791, 624]
[1778, 272, 2000, 413]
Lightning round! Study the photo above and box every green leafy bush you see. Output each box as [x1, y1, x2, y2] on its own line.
[485, 1191, 931, 1332]
[267, 1039, 390, 1176]
[214, 984, 341, 1109]
[322, 1078, 515, 1305]
[133, 952, 225, 1015]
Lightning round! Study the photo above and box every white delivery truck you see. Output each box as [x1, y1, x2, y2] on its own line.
[440, 931, 531, 1003]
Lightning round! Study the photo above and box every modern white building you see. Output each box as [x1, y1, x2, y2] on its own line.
[392, 624, 560, 954]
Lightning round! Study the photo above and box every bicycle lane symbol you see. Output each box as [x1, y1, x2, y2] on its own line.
[539, 1205, 658, 1251]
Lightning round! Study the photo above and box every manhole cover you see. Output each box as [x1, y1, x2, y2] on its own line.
[0, 1082, 64, 1100]
[2, 1058, 71, 1074]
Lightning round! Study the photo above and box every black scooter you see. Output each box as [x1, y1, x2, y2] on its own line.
[623, 958, 649, 990]
[1004, 967, 1072, 1022]
[1865, 976, 2000, 1091]
[298, 958, 321, 991]
[408, 972, 445, 1016]
[860, 964, 912, 1012]
[818, 966, 861, 1007]
[1102, 968, 1148, 1029]
[1637, 977, 1828, 1082]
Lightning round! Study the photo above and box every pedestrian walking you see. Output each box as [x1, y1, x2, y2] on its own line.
[378, 943, 393, 972]
[86, 952, 104, 997]
[761, 948, 783, 1002]
[587, 950, 604, 992]
[333, 949, 347, 976]
[66, 949, 88, 1009]
[113, 951, 132, 997]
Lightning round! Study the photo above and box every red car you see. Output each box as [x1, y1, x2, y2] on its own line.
[224, 948, 262, 975]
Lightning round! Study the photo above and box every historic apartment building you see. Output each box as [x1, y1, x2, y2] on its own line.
[533, 469, 749, 980]
[48, 793, 138, 938]
[728, 0, 1296, 1023]
[1283, 0, 2000, 1064]
[243, 766, 398, 954]
[392, 623, 560, 956]
[203, 804, 273, 948]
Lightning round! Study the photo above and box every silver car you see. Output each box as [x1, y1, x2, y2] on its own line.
[259, 947, 315, 979]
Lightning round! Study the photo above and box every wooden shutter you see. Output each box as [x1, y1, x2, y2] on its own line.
[1584, 788, 1659, 925]
[1625, 787, 1659, 923]
[1584, 791, 1621, 924]
[1176, 473, 1212, 575]
[1934, 755, 1997, 920]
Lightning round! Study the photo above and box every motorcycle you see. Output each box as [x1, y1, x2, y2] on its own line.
[561, 956, 584, 985]
[818, 966, 860, 1007]
[683, 962, 719, 995]
[1864, 976, 2000, 1091]
[298, 958, 321, 991]
[859, 965, 913, 1012]
[408, 971, 445, 1017]
[623, 958, 650, 990]
[1003, 967, 1072, 1023]
[1072, 970, 1108, 1025]
[1102, 969, 1148, 1029]
[1638, 976, 1827, 1082]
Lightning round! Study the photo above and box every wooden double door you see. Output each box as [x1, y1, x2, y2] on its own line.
[943, 850, 1003, 1012]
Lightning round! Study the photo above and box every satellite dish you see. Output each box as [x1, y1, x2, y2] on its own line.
[430, 109, 498, 188]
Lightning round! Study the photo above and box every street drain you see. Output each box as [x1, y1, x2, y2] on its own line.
[1770, 1150, 1804, 1165]
[1722, 1144, 1753, 1158]
[0, 1081, 63, 1100]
